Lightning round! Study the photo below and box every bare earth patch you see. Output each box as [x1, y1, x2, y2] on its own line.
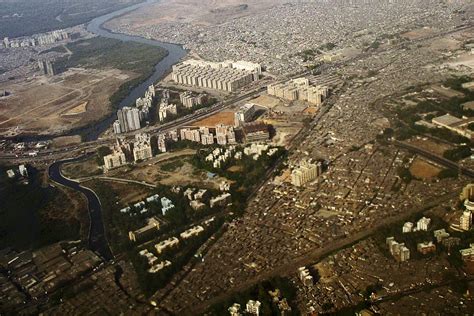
[409, 157, 442, 180]
[192, 111, 236, 127]
[0, 68, 135, 137]
[407, 138, 453, 156]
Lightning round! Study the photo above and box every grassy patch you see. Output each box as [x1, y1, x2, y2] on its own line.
[160, 159, 186, 172]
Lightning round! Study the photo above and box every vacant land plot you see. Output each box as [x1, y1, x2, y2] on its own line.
[62, 156, 102, 178]
[192, 111, 236, 127]
[407, 138, 453, 156]
[0, 36, 167, 137]
[447, 53, 474, 71]
[107, 0, 288, 30]
[251, 95, 282, 109]
[63, 101, 88, 116]
[0, 68, 133, 137]
[401, 27, 436, 40]
[102, 149, 227, 189]
[409, 157, 442, 180]
[51, 135, 82, 148]
[431, 85, 465, 98]
[84, 180, 153, 206]
[263, 117, 304, 147]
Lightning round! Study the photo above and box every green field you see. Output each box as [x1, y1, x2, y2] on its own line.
[0, 0, 142, 38]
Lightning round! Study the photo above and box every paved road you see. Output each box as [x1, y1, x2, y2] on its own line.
[0, 85, 268, 163]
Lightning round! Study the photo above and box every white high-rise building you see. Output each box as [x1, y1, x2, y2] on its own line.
[234, 103, 256, 126]
[416, 217, 431, 231]
[460, 210, 472, 231]
[245, 300, 261, 316]
[291, 160, 322, 187]
[116, 107, 141, 133]
[104, 151, 127, 171]
[133, 133, 153, 162]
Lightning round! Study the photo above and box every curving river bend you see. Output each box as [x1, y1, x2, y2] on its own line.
[49, 0, 187, 260]
[83, 0, 187, 141]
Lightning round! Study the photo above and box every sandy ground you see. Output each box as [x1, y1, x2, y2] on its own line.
[250, 95, 282, 109]
[63, 101, 88, 116]
[409, 157, 442, 180]
[106, 0, 288, 30]
[0, 68, 134, 137]
[446, 53, 474, 71]
[401, 27, 437, 40]
[192, 111, 236, 127]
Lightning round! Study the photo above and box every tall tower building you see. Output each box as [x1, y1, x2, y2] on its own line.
[460, 210, 472, 231]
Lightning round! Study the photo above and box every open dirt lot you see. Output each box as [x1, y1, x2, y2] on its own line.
[250, 95, 282, 109]
[401, 27, 436, 40]
[407, 137, 453, 156]
[409, 157, 442, 180]
[431, 85, 465, 98]
[0, 68, 134, 137]
[66, 149, 228, 189]
[106, 0, 288, 30]
[192, 111, 236, 127]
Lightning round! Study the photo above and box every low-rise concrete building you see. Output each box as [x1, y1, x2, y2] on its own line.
[155, 237, 179, 254]
[417, 241, 436, 255]
[129, 217, 161, 242]
[210, 193, 232, 208]
[180, 225, 205, 239]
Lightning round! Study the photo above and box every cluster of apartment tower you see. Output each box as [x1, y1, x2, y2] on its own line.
[267, 78, 329, 106]
[114, 85, 155, 134]
[103, 133, 155, 171]
[180, 124, 237, 146]
[171, 59, 261, 92]
[179, 91, 206, 108]
[3, 30, 68, 48]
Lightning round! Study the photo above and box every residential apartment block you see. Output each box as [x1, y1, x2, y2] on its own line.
[171, 59, 260, 92]
[267, 77, 329, 106]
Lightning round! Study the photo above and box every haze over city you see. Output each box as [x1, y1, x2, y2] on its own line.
[0, 0, 474, 314]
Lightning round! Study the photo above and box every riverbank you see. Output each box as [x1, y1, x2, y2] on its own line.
[4, 0, 187, 143]
[48, 158, 114, 260]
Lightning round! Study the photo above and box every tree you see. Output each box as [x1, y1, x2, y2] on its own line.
[96, 146, 112, 166]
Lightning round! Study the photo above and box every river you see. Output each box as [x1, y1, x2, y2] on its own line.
[49, 158, 113, 260]
[15, 0, 187, 143]
[49, 0, 187, 260]
[82, 0, 187, 140]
